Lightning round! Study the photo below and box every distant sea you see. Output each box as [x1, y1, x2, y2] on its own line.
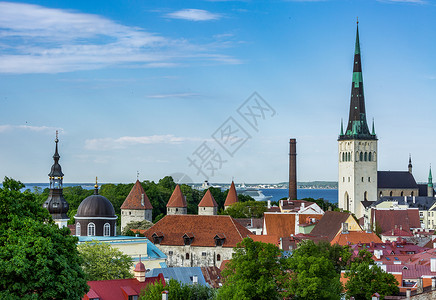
[15, 184, 338, 204]
[260, 188, 338, 204]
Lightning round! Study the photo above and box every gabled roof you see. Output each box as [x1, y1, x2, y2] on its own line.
[263, 213, 296, 237]
[375, 196, 436, 211]
[143, 215, 252, 248]
[198, 190, 218, 207]
[249, 234, 280, 247]
[224, 181, 238, 207]
[331, 231, 382, 246]
[121, 180, 153, 210]
[310, 211, 352, 242]
[83, 275, 164, 300]
[166, 185, 187, 208]
[377, 171, 418, 189]
[371, 208, 421, 234]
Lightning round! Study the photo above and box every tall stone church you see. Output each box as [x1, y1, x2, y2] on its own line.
[338, 23, 434, 219]
[338, 22, 377, 219]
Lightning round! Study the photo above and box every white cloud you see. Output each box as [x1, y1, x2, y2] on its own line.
[0, 2, 236, 74]
[0, 124, 62, 133]
[165, 9, 221, 21]
[84, 135, 206, 150]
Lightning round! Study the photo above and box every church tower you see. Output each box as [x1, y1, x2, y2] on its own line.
[338, 22, 378, 219]
[43, 132, 70, 228]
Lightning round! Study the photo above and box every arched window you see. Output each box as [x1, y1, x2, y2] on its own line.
[217, 254, 221, 261]
[401, 191, 404, 196]
[411, 191, 414, 197]
[364, 152, 368, 161]
[364, 191, 368, 201]
[76, 222, 81, 236]
[360, 152, 363, 161]
[87, 223, 95, 236]
[373, 152, 376, 161]
[348, 152, 351, 161]
[342, 152, 345, 162]
[356, 152, 359, 161]
[345, 192, 350, 211]
[379, 191, 383, 198]
[186, 253, 190, 260]
[368, 152, 372, 161]
[390, 191, 393, 197]
[104, 223, 110, 237]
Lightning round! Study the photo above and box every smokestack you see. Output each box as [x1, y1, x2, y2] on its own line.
[289, 138, 297, 200]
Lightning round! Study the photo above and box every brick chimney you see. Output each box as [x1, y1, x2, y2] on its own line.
[289, 139, 297, 200]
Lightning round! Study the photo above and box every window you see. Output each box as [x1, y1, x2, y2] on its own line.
[364, 152, 368, 161]
[76, 222, 81, 236]
[168, 251, 173, 256]
[368, 152, 372, 161]
[202, 252, 207, 257]
[360, 152, 363, 161]
[368, 177, 371, 182]
[87, 223, 95, 236]
[128, 296, 138, 300]
[104, 223, 110, 237]
[401, 191, 404, 196]
[390, 191, 393, 197]
[362, 177, 364, 182]
[186, 253, 190, 260]
[217, 254, 221, 261]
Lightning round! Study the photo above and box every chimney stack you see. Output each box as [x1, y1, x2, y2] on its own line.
[289, 138, 297, 200]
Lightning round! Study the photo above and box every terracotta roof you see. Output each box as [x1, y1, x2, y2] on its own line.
[310, 211, 352, 242]
[249, 234, 280, 246]
[224, 181, 238, 207]
[220, 260, 230, 271]
[381, 228, 413, 237]
[143, 215, 252, 248]
[298, 214, 323, 224]
[166, 185, 187, 208]
[386, 264, 436, 279]
[201, 266, 222, 288]
[198, 190, 218, 207]
[121, 180, 153, 210]
[371, 209, 421, 234]
[82, 274, 164, 300]
[267, 206, 281, 213]
[263, 213, 296, 237]
[331, 231, 382, 246]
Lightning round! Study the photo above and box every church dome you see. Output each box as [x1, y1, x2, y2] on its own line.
[76, 194, 116, 218]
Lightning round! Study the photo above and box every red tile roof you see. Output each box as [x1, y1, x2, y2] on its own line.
[280, 199, 313, 212]
[198, 190, 218, 207]
[371, 209, 420, 234]
[166, 185, 187, 208]
[249, 234, 280, 247]
[121, 180, 153, 210]
[263, 213, 296, 237]
[331, 231, 382, 246]
[83, 274, 164, 300]
[381, 228, 413, 237]
[224, 181, 238, 207]
[144, 215, 252, 248]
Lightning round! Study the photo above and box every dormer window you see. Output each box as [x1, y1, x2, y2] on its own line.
[152, 232, 164, 244]
[183, 233, 194, 245]
[214, 234, 226, 247]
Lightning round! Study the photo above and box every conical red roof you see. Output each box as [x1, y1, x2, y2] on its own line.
[198, 189, 218, 207]
[121, 180, 153, 210]
[224, 181, 238, 207]
[166, 184, 187, 208]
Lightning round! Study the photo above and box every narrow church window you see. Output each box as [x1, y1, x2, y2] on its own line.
[368, 152, 372, 161]
[361, 177, 364, 182]
[348, 177, 350, 182]
[343, 177, 345, 182]
[186, 253, 190, 260]
[360, 152, 363, 161]
[401, 191, 404, 196]
[364, 152, 368, 161]
[368, 177, 371, 182]
[364, 191, 368, 201]
[390, 191, 393, 197]
[217, 254, 221, 261]
[379, 191, 383, 197]
[87, 223, 95, 236]
[411, 191, 414, 197]
[104, 223, 110, 237]
[76, 222, 81, 236]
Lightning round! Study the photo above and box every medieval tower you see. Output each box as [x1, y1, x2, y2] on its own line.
[338, 22, 378, 219]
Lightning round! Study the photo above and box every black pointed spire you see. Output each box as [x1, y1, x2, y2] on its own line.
[43, 132, 69, 222]
[408, 154, 413, 173]
[339, 21, 376, 141]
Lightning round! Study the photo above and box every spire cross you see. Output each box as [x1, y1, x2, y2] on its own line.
[357, 16, 359, 25]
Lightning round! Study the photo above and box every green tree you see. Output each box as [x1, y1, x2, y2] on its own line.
[344, 261, 398, 300]
[122, 220, 154, 235]
[0, 177, 88, 300]
[78, 241, 133, 281]
[218, 238, 290, 300]
[140, 278, 216, 300]
[287, 240, 343, 299]
[220, 200, 267, 218]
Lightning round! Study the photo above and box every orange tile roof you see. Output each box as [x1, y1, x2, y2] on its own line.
[198, 190, 218, 207]
[249, 234, 280, 246]
[144, 215, 252, 248]
[121, 180, 153, 210]
[224, 181, 238, 207]
[331, 231, 382, 246]
[166, 185, 187, 208]
[263, 213, 296, 237]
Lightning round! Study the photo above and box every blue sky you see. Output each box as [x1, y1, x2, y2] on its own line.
[0, 0, 435, 184]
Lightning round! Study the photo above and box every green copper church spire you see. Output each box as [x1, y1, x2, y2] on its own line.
[340, 119, 344, 135]
[429, 165, 433, 186]
[339, 20, 375, 141]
